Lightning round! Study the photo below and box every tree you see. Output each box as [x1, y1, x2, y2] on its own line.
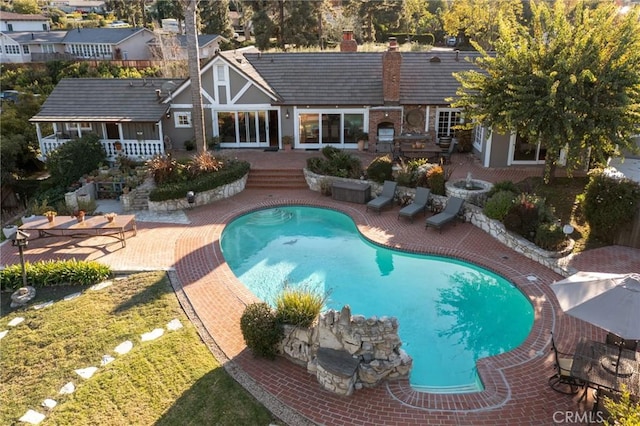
[179, 0, 206, 153]
[200, 0, 234, 37]
[400, 0, 434, 41]
[442, 0, 523, 49]
[105, 0, 144, 26]
[451, 1, 640, 183]
[11, 0, 40, 14]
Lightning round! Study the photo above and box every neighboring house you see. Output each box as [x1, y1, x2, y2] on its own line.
[0, 31, 67, 63]
[48, 0, 106, 14]
[30, 34, 593, 169]
[1, 27, 156, 63]
[61, 27, 156, 60]
[149, 33, 225, 61]
[0, 11, 50, 32]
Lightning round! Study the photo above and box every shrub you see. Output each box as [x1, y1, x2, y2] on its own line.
[583, 169, 640, 243]
[486, 180, 520, 199]
[305, 149, 362, 179]
[187, 152, 223, 177]
[240, 302, 283, 359]
[534, 222, 567, 251]
[426, 165, 445, 195]
[149, 159, 249, 201]
[484, 190, 516, 221]
[504, 193, 541, 238]
[0, 259, 111, 291]
[321, 145, 341, 159]
[274, 285, 324, 328]
[46, 134, 106, 188]
[366, 155, 393, 183]
[146, 154, 183, 185]
[184, 139, 195, 151]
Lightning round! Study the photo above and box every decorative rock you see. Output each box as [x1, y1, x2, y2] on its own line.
[75, 366, 98, 379]
[10, 286, 36, 308]
[59, 382, 75, 395]
[63, 292, 82, 301]
[19, 409, 46, 424]
[166, 319, 183, 331]
[8, 317, 24, 327]
[90, 281, 112, 291]
[141, 328, 164, 341]
[32, 301, 53, 310]
[101, 355, 115, 366]
[114, 340, 133, 355]
[42, 399, 57, 409]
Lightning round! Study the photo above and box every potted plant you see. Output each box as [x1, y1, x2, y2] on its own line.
[44, 211, 57, 223]
[104, 212, 117, 223]
[357, 132, 369, 152]
[282, 135, 293, 151]
[3, 224, 18, 239]
[74, 210, 86, 222]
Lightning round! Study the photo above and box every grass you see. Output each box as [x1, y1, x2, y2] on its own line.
[517, 176, 607, 252]
[0, 272, 279, 426]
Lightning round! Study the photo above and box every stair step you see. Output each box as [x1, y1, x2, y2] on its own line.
[245, 169, 308, 189]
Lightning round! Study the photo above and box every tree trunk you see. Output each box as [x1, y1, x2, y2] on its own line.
[183, 0, 206, 154]
[543, 151, 557, 185]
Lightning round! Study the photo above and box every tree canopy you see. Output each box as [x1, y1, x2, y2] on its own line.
[451, 0, 640, 183]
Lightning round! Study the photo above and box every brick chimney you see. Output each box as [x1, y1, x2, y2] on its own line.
[383, 37, 401, 104]
[340, 30, 357, 52]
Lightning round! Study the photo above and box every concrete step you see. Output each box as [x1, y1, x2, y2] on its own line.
[245, 169, 308, 189]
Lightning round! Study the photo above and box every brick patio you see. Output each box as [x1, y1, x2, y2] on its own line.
[2, 150, 638, 425]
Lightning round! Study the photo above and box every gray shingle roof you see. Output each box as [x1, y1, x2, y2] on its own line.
[241, 50, 481, 106]
[5, 31, 67, 44]
[62, 28, 150, 44]
[244, 52, 383, 105]
[31, 78, 175, 122]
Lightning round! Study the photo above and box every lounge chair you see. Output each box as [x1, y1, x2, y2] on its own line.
[398, 187, 431, 222]
[425, 196, 465, 232]
[366, 180, 397, 214]
[548, 332, 583, 395]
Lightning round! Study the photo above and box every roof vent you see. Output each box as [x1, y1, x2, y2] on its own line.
[429, 56, 441, 63]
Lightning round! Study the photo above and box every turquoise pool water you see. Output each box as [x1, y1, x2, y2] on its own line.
[220, 206, 534, 393]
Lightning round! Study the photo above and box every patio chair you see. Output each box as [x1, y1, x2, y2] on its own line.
[549, 332, 584, 395]
[605, 332, 639, 351]
[366, 180, 397, 214]
[425, 196, 465, 232]
[398, 187, 431, 222]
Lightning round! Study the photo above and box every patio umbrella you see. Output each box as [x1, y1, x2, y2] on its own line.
[550, 272, 640, 376]
[550, 272, 640, 341]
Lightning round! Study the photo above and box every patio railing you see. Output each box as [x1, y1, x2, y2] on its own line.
[40, 135, 164, 161]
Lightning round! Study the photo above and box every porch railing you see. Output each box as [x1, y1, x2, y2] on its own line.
[40, 135, 164, 161]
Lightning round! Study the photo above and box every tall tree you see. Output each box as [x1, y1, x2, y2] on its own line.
[178, 0, 206, 153]
[452, 0, 640, 183]
[200, 0, 234, 37]
[11, 0, 41, 14]
[105, 0, 144, 26]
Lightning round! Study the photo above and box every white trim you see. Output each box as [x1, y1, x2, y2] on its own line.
[230, 81, 252, 104]
[201, 87, 215, 104]
[293, 107, 368, 149]
[425, 106, 430, 132]
[483, 129, 492, 167]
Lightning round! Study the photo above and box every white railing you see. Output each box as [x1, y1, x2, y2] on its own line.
[40, 135, 164, 161]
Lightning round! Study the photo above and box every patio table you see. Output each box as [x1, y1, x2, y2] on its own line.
[19, 214, 137, 249]
[571, 338, 640, 399]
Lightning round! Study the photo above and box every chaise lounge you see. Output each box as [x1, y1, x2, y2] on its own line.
[398, 187, 431, 222]
[425, 196, 465, 232]
[366, 180, 397, 214]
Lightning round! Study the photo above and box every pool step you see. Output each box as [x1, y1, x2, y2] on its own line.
[246, 169, 308, 190]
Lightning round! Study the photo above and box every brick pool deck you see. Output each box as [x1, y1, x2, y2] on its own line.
[2, 150, 639, 425]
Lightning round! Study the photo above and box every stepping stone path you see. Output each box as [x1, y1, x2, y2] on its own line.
[8, 275, 187, 424]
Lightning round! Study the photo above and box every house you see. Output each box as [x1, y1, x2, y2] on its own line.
[0, 11, 50, 32]
[61, 27, 156, 60]
[0, 31, 67, 63]
[29, 34, 576, 169]
[48, 0, 106, 14]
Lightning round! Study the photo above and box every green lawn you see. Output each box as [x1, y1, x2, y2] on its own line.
[0, 272, 279, 426]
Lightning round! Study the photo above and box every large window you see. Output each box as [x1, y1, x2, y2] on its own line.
[4, 45, 20, 55]
[299, 111, 365, 146]
[512, 133, 546, 163]
[217, 111, 268, 144]
[436, 108, 461, 138]
[473, 125, 487, 151]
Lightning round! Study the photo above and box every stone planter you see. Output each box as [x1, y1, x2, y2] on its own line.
[3, 225, 18, 239]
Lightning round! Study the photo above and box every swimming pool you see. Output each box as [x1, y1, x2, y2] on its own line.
[220, 206, 534, 393]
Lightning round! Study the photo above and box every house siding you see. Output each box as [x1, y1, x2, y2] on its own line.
[488, 132, 511, 167]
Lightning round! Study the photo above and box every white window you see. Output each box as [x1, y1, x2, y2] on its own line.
[42, 44, 55, 53]
[22, 45, 30, 54]
[5, 45, 20, 55]
[216, 65, 225, 82]
[174, 112, 192, 128]
[473, 124, 486, 151]
[66, 122, 92, 131]
[436, 108, 461, 138]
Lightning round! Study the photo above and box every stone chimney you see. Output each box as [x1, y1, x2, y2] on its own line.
[383, 37, 401, 104]
[340, 30, 357, 52]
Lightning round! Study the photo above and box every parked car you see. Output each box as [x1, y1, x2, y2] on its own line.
[446, 36, 457, 47]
